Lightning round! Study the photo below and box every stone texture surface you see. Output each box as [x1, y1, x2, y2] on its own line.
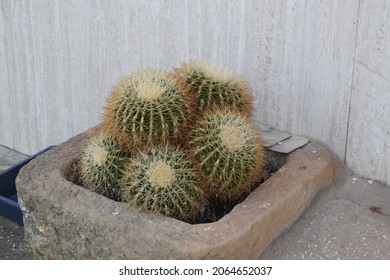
[262, 129, 292, 148]
[16, 127, 333, 259]
[268, 135, 310, 154]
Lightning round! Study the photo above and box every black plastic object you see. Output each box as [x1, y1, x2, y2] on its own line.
[0, 146, 54, 225]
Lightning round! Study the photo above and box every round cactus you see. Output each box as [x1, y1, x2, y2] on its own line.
[174, 60, 253, 115]
[189, 110, 265, 199]
[80, 131, 129, 201]
[103, 69, 195, 150]
[121, 146, 206, 222]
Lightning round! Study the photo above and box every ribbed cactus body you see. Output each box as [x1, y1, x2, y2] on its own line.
[78, 62, 267, 222]
[175, 60, 253, 115]
[80, 132, 129, 201]
[103, 69, 194, 150]
[121, 146, 206, 222]
[189, 110, 265, 199]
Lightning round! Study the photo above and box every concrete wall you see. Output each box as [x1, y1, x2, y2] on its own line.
[346, 0, 390, 185]
[0, 0, 389, 185]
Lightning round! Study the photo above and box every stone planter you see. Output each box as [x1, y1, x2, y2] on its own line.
[16, 126, 333, 259]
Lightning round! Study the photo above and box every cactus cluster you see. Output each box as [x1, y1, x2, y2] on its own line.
[79, 60, 267, 223]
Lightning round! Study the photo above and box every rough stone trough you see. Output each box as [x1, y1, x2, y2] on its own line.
[16, 126, 334, 259]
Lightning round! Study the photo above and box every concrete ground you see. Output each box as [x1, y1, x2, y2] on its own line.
[0, 215, 33, 259]
[1, 144, 389, 260]
[261, 157, 390, 260]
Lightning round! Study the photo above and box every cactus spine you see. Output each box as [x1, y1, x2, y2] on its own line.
[189, 110, 265, 199]
[121, 146, 206, 222]
[103, 69, 195, 150]
[174, 60, 253, 115]
[80, 131, 129, 201]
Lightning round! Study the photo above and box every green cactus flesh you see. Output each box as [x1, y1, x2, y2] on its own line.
[189, 110, 265, 199]
[175, 60, 253, 115]
[103, 69, 194, 150]
[80, 132, 129, 201]
[121, 146, 206, 222]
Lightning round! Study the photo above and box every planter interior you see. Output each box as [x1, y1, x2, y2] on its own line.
[66, 143, 286, 225]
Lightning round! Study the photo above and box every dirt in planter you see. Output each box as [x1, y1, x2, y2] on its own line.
[65, 150, 286, 224]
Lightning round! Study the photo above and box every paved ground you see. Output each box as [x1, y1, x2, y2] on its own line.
[261, 157, 390, 259]
[1, 143, 390, 260]
[0, 215, 33, 259]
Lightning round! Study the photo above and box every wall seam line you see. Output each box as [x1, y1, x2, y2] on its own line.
[343, 0, 362, 165]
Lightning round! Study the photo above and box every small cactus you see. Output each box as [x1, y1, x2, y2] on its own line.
[189, 110, 265, 199]
[103, 69, 195, 150]
[174, 60, 253, 115]
[80, 131, 130, 201]
[121, 146, 206, 222]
